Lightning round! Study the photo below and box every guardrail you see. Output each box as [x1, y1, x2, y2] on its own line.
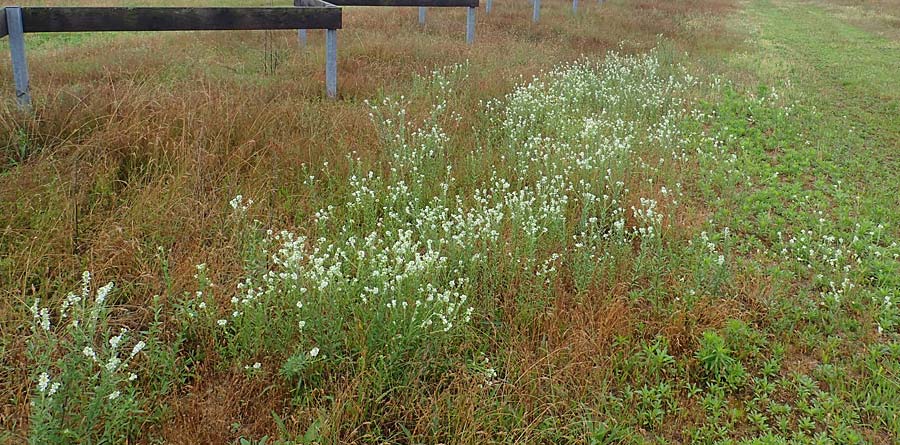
[1, 4, 341, 110]
[2, 0, 599, 110]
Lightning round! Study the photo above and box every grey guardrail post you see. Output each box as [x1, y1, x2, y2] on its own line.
[325, 28, 337, 98]
[6, 7, 31, 111]
[573, 0, 578, 13]
[465, 6, 474, 44]
[532, 0, 539, 22]
[418, 7, 425, 25]
[486, 0, 492, 13]
[298, 29, 307, 47]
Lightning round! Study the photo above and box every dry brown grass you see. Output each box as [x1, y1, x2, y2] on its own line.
[0, 0, 743, 441]
[161, 368, 294, 443]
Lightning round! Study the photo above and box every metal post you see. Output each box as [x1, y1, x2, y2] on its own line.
[6, 7, 31, 111]
[533, 0, 540, 23]
[573, 0, 578, 13]
[325, 29, 337, 99]
[466, 7, 475, 44]
[486, 0, 492, 14]
[418, 7, 426, 26]
[298, 29, 307, 47]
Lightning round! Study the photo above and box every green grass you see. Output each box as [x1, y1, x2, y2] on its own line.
[741, 0, 900, 212]
[673, 0, 900, 441]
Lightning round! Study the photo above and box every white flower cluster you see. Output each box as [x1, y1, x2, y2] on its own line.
[691, 228, 731, 267]
[484, 50, 698, 251]
[229, 194, 253, 214]
[29, 272, 146, 402]
[35, 372, 61, 397]
[774, 222, 900, 307]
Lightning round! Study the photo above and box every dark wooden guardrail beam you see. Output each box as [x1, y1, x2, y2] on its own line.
[19, 7, 341, 33]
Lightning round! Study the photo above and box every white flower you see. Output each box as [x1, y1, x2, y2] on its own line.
[109, 330, 127, 349]
[108, 391, 121, 400]
[81, 271, 92, 297]
[244, 361, 263, 371]
[230, 195, 253, 213]
[230, 195, 244, 210]
[309, 347, 320, 357]
[96, 282, 114, 305]
[39, 308, 51, 332]
[128, 373, 138, 382]
[217, 319, 227, 327]
[297, 320, 306, 330]
[37, 372, 50, 393]
[105, 357, 122, 372]
[130, 341, 146, 358]
[60, 293, 80, 319]
[29, 298, 40, 318]
[48, 382, 61, 396]
[82, 346, 97, 361]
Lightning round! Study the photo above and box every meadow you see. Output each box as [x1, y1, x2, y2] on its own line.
[1, 0, 899, 443]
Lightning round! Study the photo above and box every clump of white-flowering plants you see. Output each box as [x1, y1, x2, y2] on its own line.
[199, 48, 710, 388]
[27, 272, 147, 443]
[481, 49, 698, 297]
[775, 222, 900, 321]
